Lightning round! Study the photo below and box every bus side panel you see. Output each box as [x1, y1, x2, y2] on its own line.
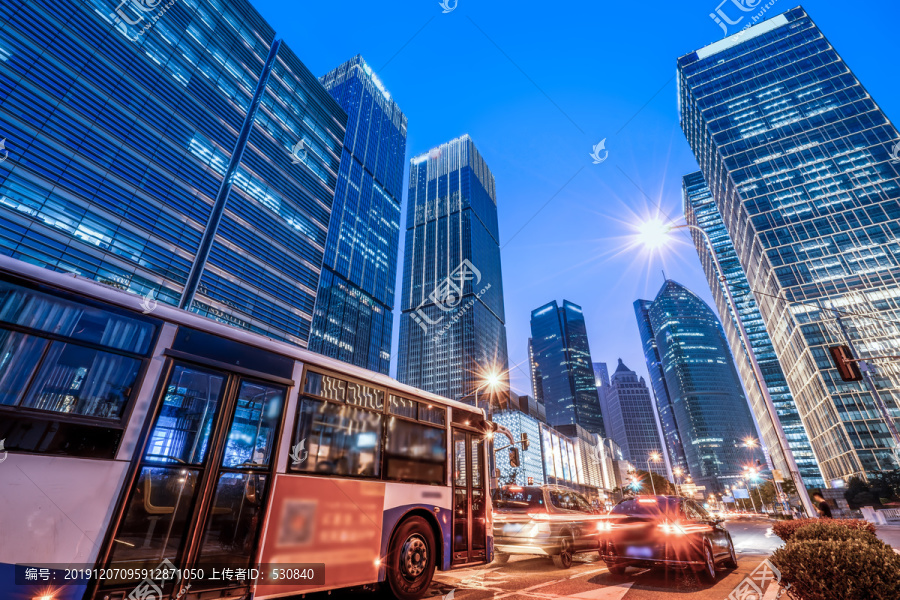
[0, 454, 129, 600]
[380, 483, 452, 572]
[253, 474, 385, 599]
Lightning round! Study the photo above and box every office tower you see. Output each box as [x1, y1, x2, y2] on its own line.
[678, 7, 900, 482]
[602, 359, 668, 478]
[397, 135, 509, 405]
[529, 338, 544, 403]
[639, 280, 765, 491]
[592, 361, 610, 392]
[530, 300, 605, 435]
[634, 300, 690, 476]
[309, 56, 407, 374]
[0, 0, 346, 345]
[683, 171, 825, 487]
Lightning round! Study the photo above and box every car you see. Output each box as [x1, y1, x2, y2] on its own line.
[600, 495, 738, 582]
[492, 485, 606, 569]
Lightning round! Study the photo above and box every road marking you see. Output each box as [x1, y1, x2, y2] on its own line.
[568, 583, 634, 599]
[764, 527, 775, 538]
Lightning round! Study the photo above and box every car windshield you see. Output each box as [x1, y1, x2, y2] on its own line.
[611, 497, 680, 518]
[492, 487, 545, 512]
[548, 490, 594, 513]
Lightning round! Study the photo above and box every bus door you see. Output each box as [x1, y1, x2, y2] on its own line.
[451, 428, 487, 565]
[97, 337, 292, 598]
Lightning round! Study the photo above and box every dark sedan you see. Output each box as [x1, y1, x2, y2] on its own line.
[492, 485, 606, 569]
[600, 495, 737, 581]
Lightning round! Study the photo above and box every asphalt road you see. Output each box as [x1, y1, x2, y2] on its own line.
[427, 516, 784, 600]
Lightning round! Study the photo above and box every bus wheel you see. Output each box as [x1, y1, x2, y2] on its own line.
[387, 516, 437, 600]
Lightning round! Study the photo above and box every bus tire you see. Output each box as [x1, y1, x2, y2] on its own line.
[386, 516, 437, 600]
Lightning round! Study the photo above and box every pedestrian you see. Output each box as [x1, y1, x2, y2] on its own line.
[812, 492, 833, 518]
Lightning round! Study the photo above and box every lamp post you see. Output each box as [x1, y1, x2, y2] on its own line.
[637, 219, 817, 519]
[674, 466, 684, 496]
[647, 452, 662, 495]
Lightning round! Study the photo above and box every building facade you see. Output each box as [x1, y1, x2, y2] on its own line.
[640, 280, 765, 491]
[397, 135, 509, 405]
[0, 0, 347, 345]
[678, 7, 900, 482]
[634, 300, 690, 477]
[683, 171, 825, 487]
[530, 300, 605, 435]
[309, 56, 407, 374]
[601, 359, 668, 478]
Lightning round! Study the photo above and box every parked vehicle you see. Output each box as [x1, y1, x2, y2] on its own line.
[492, 485, 606, 569]
[600, 495, 738, 581]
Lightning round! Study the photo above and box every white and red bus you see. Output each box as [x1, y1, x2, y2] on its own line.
[0, 255, 501, 600]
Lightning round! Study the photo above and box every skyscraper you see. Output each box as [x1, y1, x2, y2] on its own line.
[530, 300, 605, 435]
[309, 56, 407, 374]
[634, 300, 689, 476]
[0, 0, 347, 345]
[639, 280, 764, 491]
[397, 135, 509, 404]
[602, 359, 667, 478]
[678, 7, 900, 482]
[683, 171, 824, 487]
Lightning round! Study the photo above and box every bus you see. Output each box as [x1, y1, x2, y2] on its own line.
[0, 254, 505, 600]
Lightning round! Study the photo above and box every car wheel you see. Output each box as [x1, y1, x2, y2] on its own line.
[606, 561, 627, 576]
[724, 537, 738, 568]
[494, 552, 510, 564]
[386, 516, 436, 600]
[552, 536, 574, 569]
[698, 541, 717, 583]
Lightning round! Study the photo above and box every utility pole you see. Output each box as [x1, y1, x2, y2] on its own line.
[831, 307, 900, 462]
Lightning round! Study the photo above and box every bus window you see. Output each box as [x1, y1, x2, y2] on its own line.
[384, 417, 447, 485]
[222, 380, 284, 468]
[293, 398, 382, 477]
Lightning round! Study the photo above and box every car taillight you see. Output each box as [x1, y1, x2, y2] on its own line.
[658, 521, 687, 535]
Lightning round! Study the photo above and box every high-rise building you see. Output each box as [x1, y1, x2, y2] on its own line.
[602, 359, 668, 478]
[515, 394, 547, 423]
[639, 280, 764, 491]
[683, 171, 824, 487]
[529, 337, 544, 403]
[397, 135, 509, 405]
[0, 0, 347, 345]
[678, 7, 900, 482]
[309, 56, 407, 374]
[530, 300, 605, 435]
[634, 300, 689, 476]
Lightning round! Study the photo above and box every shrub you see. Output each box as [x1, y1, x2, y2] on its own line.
[771, 518, 875, 541]
[771, 539, 900, 600]
[791, 521, 879, 544]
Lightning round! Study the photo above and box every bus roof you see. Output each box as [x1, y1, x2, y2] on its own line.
[0, 255, 484, 417]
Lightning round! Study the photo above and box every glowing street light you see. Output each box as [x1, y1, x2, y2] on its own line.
[646, 452, 662, 495]
[635, 218, 816, 519]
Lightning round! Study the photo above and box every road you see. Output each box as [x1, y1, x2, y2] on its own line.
[426, 517, 783, 600]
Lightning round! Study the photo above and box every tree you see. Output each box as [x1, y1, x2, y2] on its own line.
[633, 469, 675, 495]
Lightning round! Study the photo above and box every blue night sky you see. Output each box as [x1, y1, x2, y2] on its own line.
[251, 0, 898, 395]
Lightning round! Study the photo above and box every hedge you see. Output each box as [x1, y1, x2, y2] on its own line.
[790, 521, 880, 544]
[771, 518, 875, 542]
[771, 539, 900, 600]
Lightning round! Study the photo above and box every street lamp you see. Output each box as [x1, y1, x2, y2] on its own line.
[637, 219, 817, 519]
[647, 452, 661, 495]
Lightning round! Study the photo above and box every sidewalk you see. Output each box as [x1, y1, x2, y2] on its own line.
[874, 523, 900, 549]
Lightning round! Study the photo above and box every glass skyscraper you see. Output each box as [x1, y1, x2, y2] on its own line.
[601, 359, 667, 478]
[683, 171, 824, 487]
[678, 7, 900, 483]
[397, 135, 509, 404]
[309, 55, 407, 374]
[0, 0, 346, 345]
[638, 280, 764, 491]
[634, 300, 689, 476]
[530, 300, 605, 435]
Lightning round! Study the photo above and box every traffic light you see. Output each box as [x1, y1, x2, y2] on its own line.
[521, 432, 529, 451]
[509, 447, 520, 468]
[829, 345, 863, 382]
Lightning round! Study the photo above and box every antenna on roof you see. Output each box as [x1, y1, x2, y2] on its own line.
[662, 269, 667, 282]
